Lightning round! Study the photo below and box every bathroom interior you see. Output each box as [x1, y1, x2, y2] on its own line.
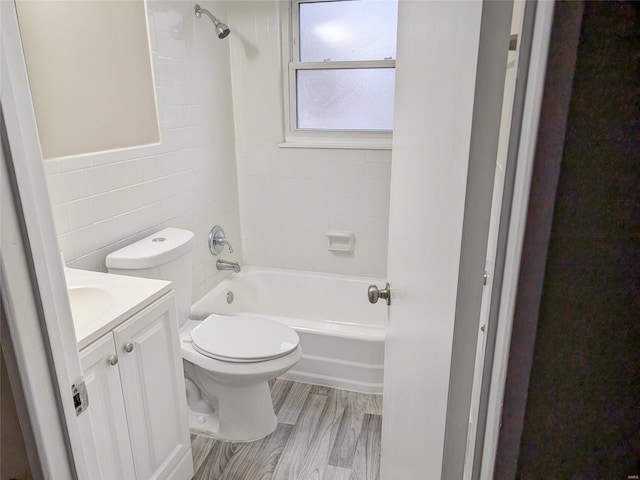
[1, 0, 533, 479]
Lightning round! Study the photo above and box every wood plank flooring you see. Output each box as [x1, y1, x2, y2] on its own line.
[191, 379, 383, 480]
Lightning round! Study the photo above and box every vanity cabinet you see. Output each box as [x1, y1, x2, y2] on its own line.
[78, 292, 193, 480]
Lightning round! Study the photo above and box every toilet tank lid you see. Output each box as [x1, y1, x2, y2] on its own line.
[106, 228, 194, 270]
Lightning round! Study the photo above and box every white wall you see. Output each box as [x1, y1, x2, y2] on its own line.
[43, 0, 241, 301]
[226, 1, 391, 278]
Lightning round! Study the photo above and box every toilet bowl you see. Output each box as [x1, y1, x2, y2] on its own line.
[180, 316, 301, 441]
[105, 228, 302, 441]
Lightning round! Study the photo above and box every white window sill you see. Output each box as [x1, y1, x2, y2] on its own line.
[278, 137, 392, 150]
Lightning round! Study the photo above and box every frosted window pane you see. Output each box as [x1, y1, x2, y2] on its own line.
[299, 0, 398, 62]
[296, 69, 395, 131]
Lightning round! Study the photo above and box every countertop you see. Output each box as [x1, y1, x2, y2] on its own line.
[65, 267, 172, 350]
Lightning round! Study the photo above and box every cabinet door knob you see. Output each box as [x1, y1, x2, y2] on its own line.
[124, 342, 134, 353]
[108, 355, 118, 366]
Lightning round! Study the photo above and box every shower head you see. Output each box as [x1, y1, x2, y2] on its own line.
[194, 4, 231, 39]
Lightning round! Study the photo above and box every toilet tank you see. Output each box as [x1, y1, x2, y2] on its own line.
[106, 228, 195, 326]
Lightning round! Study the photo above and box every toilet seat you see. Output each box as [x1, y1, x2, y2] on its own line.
[190, 314, 299, 363]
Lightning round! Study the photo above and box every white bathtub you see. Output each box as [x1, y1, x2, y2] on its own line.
[191, 266, 386, 394]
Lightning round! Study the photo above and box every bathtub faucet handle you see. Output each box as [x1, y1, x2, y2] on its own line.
[220, 237, 234, 253]
[209, 225, 234, 255]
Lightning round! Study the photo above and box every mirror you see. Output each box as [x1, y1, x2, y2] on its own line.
[16, 0, 160, 159]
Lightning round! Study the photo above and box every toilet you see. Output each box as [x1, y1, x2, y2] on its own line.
[105, 227, 302, 442]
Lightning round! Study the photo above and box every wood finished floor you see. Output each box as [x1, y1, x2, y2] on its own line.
[191, 379, 383, 480]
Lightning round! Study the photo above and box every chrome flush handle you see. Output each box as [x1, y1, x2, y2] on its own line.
[368, 282, 391, 305]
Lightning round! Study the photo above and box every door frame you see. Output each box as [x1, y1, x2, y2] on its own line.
[443, 1, 517, 478]
[491, 2, 585, 477]
[477, 0, 561, 477]
[1, 1, 90, 477]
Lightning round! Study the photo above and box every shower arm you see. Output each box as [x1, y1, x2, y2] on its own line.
[194, 5, 219, 24]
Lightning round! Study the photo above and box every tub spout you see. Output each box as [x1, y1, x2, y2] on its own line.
[216, 259, 241, 273]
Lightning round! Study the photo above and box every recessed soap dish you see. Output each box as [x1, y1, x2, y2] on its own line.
[326, 231, 355, 252]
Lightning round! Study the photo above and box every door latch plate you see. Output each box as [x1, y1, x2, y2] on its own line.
[71, 378, 89, 416]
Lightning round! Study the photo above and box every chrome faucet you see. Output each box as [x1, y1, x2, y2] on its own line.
[209, 226, 241, 272]
[216, 259, 241, 273]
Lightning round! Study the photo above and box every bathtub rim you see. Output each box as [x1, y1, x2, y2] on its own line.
[190, 265, 387, 394]
[191, 264, 389, 332]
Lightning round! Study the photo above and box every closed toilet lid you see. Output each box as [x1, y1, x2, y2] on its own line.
[190, 314, 299, 362]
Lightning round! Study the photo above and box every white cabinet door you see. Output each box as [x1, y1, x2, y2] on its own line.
[114, 293, 191, 480]
[78, 334, 137, 480]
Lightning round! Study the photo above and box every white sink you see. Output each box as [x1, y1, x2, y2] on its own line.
[65, 267, 172, 349]
[67, 286, 113, 328]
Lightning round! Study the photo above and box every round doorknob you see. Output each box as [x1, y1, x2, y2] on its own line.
[124, 342, 134, 353]
[107, 355, 118, 366]
[368, 285, 380, 303]
[368, 282, 391, 305]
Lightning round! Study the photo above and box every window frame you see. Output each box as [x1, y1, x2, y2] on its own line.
[281, 0, 396, 149]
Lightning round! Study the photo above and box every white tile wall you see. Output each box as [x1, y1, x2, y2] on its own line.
[227, 1, 391, 278]
[44, 0, 242, 301]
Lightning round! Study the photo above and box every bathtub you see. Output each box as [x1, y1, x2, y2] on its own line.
[190, 266, 386, 394]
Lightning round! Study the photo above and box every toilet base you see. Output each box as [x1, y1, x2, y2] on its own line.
[180, 322, 302, 442]
[188, 409, 220, 438]
[186, 380, 277, 442]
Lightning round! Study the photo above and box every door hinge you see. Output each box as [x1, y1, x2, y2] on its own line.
[483, 270, 488, 286]
[72, 378, 89, 416]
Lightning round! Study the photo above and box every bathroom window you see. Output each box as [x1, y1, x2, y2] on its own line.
[283, 0, 398, 148]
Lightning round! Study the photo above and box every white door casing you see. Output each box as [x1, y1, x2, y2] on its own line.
[480, 2, 556, 477]
[463, 3, 526, 477]
[381, 1, 483, 478]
